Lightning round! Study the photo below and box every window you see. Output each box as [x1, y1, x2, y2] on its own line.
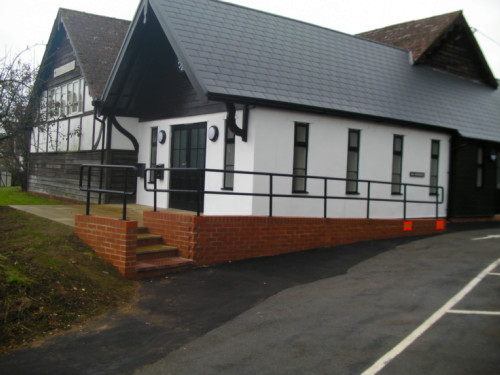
[476, 147, 484, 188]
[223, 125, 235, 189]
[346, 129, 360, 193]
[149, 127, 158, 183]
[61, 85, 67, 116]
[38, 91, 47, 121]
[41, 78, 84, 120]
[430, 140, 440, 195]
[293, 123, 309, 192]
[391, 135, 404, 194]
[54, 87, 61, 117]
[72, 80, 80, 113]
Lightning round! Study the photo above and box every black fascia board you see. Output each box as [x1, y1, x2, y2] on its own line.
[207, 92, 459, 138]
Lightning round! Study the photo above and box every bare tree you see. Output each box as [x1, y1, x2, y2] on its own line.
[0, 47, 40, 190]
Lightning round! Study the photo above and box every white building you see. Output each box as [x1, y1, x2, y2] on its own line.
[98, 0, 498, 220]
[29, 1, 499, 220]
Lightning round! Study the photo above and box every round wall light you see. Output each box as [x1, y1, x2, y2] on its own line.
[208, 125, 219, 141]
[158, 130, 167, 144]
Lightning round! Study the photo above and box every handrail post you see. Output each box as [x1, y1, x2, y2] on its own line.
[269, 175, 273, 217]
[86, 166, 92, 216]
[153, 171, 158, 212]
[366, 181, 371, 219]
[435, 187, 439, 220]
[197, 168, 202, 217]
[324, 178, 328, 218]
[403, 184, 407, 220]
[122, 168, 128, 220]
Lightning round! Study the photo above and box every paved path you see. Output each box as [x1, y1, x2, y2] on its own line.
[9, 204, 183, 227]
[0, 222, 498, 375]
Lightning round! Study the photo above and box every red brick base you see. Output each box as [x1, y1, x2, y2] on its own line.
[143, 212, 446, 265]
[74, 214, 137, 279]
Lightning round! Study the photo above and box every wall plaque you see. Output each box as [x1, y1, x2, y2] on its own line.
[410, 172, 425, 178]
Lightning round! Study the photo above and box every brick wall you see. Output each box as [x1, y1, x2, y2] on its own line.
[74, 214, 137, 279]
[143, 212, 445, 265]
[143, 211, 194, 258]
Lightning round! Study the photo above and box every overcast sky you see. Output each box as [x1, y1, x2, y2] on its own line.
[1, 0, 499, 77]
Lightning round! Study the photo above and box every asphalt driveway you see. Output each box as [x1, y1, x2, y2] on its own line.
[0, 222, 499, 375]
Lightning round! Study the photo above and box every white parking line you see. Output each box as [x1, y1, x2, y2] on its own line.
[448, 309, 500, 316]
[471, 234, 500, 241]
[489, 272, 500, 276]
[362, 257, 500, 375]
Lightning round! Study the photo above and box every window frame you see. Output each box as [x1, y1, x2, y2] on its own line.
[223, 124, 235, 190]
[292, 122, 309, 193]
[40, 78, 84, 120]
[476, 147, 484, 188]
[149, 127, 158, 183]
[346, 129, 361, 194]
[391, 135, 404, 195]
[429, 140, 440, 195]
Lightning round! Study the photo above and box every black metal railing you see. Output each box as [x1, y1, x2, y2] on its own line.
[79, 164, 137, 220]
[144, 167, 445, 219]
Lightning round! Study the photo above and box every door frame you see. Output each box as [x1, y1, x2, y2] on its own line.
[169, 122, 207, 212]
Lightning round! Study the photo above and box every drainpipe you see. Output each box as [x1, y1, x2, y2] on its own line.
[92, 103, 107, 204]
[225, 103, 249, 142]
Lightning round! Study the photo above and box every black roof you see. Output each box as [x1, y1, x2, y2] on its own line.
[103, 0, 499, 143]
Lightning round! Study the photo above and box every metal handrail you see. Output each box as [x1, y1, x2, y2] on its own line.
[79, 164, 137, 220]
[144, 167, 445, 219]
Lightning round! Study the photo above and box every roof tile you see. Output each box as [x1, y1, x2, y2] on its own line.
[110, 0, 499, 142]
[59, 9, 130, 98]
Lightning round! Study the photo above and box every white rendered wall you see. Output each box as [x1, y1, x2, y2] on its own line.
[30, 127, 39, 153]
[121, 113, 256, 213]
[248, 107, 449, 219]
[110, 118, 137, 151]
[68, 117, 80, 151]
[79, 114, 95, 151]
[83, 85, 93, 113]
[124, 107, 449, 219]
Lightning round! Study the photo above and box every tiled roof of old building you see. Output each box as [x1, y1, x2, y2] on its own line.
[58, 9, 130, 98]
[357, 11, 462, 62]
[357, 11, 496, 87]
[103, 0, 500, 143]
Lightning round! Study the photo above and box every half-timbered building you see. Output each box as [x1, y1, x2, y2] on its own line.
[28, 9, 135, 203]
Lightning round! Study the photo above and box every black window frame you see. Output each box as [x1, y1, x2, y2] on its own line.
[476, 147, 484, 188]
[346, 129, 360, 194]
[391, 135, 404, 195]
[292, 122, 309, 193]
[223, 124, 235, 190]
[149, 127, 158, 183]
[429, 140, 440, 195]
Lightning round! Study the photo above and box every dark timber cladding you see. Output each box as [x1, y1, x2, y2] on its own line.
[448, 137, 500, 218]
[103, 5, 225, 120]
[418, 23, 492, 86]
[42, 25, 82, 88]
[28, 151, 137, 203]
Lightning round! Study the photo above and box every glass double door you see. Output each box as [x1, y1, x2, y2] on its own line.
[169, 123, 207, 212]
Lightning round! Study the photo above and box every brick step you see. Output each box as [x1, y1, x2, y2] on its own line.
[137, 233, 164, 247]
[135, 257, 194, 279]
[136, 244, 179, 261]
[137, 226, 150, 234]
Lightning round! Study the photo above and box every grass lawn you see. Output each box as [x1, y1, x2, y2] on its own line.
[0, 206, 136, 354]
[0, 186, 64, 206]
